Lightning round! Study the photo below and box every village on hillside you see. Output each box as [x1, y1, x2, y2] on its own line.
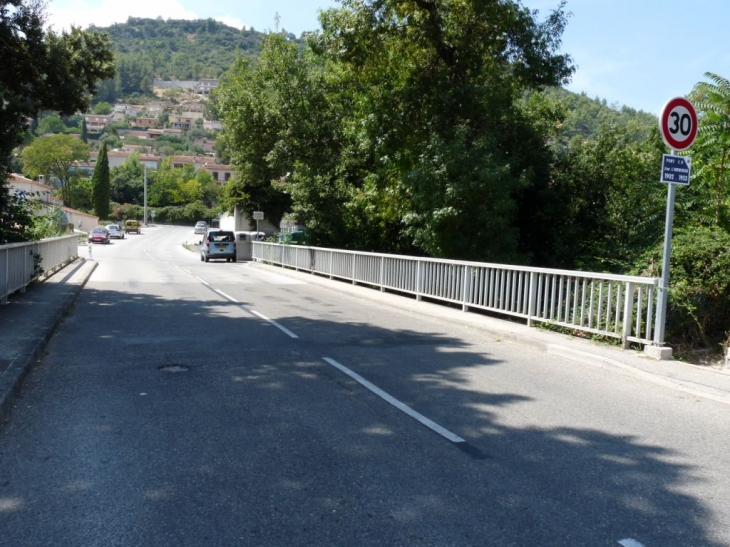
[8, 78, 251, 232]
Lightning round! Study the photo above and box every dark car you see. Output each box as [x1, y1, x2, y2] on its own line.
[88, 226, 110, 244]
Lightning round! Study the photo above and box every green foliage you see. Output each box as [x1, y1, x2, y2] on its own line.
[27, 208, 67, 240]
[92, 143, 111, 218]
[20, 134, 90, 207]
[0, 189, 35, 243]
[93, 102, 113, 115]
[531, 87, 658, 151]
[153, 202, 217, 224]
[80, 119, 89, 143]
[635, 227, 730, 347]
[0, 0, 115, 242]
[112, 202, 143, 221]
[218, 1, 574, 258]
[36, 115, 66, 136]
[550, 124, 667, 271]
[88, 17, 291, 96]
[687, 72, 730, 229]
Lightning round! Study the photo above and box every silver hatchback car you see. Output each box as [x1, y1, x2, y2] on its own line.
[194, 221, 207, 234]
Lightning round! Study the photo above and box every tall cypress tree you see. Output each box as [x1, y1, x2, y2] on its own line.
[80, 119, 88, 143]
[92, 143, 111, 219]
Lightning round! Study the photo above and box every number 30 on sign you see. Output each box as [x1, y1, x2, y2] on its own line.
[659, 97, 698, 151]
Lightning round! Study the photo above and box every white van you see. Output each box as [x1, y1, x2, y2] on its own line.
[235, 231, 266, 260]
[200, 229, 236, 262]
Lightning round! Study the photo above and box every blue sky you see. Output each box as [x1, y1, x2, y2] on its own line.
[46, 0, 729, 116]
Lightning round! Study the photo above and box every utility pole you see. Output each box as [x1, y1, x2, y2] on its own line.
[143, 165, 148, 226]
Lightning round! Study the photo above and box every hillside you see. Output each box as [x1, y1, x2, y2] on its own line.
[91, 17, 280, 80]
[92, 18, 656, 141]
[542, 87, 657, 145]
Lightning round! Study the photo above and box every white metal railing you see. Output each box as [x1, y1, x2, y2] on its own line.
[253, 242, 662, 348]
[1, 235, 79, 304]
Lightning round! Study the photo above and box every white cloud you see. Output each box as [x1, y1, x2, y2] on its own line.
[45, 0, 243, 31]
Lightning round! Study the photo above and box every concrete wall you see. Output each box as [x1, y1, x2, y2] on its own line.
[219, 206, 277, 235]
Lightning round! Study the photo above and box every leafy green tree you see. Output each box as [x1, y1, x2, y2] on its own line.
[93, 102, 113, 115]
[20, 135, 90, 206]
[67, 175, 93, 211]
[1, 0, 115, 242]
[36, 115, 66, 135]
[80, 119, 89, 143]
[217, 0, 573, 259]
[94, 78, 118, 104]
[688, 72, 730, 229]
[92, 142, 111, 218]
[110, 154, 144, 204]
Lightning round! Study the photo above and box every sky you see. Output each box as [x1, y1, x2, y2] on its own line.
[45, 0, 730, 116]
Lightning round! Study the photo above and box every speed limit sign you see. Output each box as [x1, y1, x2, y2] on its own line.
[659, 97, 698, 151]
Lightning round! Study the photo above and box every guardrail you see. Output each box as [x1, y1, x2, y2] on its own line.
[253, 242, 661, 348]
[1, 235, 79, 304]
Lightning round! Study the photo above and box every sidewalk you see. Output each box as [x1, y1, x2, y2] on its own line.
[0, 258, 97, 420]
[1, 257, 729, 426]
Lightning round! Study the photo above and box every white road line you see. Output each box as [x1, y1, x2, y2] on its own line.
[618, 539, 646, 547]
[322, 357, 465, 444]
[250, 310, 299, 339]
[181, 267, 298, 339]
[214, 289, 238, 302]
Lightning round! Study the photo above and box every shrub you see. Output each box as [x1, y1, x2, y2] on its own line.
[635, 226, 730, 346]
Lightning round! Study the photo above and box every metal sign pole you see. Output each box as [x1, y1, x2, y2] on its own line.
[143, 166, 148, 226]
[655, 149, 678, 345]
[654, 98, 697, 348]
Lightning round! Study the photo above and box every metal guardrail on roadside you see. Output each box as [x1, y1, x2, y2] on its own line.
[0, 234, 79, 304]
[253, 242, 661, 348]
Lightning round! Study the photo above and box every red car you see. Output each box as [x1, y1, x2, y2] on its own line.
[88, 226, 111, 244]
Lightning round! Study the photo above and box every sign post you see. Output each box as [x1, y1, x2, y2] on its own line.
[253, 211, 264, 238]
[655, 97, 698, 347]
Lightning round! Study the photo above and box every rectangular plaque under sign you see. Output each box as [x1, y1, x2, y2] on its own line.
[660, 154, 691, 185]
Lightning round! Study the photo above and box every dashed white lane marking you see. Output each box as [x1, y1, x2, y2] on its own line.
[214, 288, 237, 302]
[180, 267, 298, 339]
[322, 357, 465, 443]
[618, 539, 646, 547]
[250, 310, 299, 339]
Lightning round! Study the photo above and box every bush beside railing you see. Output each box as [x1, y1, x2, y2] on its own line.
[1, 234, 79, 304]
[253, 242, 661, 348]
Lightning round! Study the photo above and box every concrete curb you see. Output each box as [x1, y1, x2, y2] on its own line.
[0, 259, 97, 422]
[546, 344, 730, 407]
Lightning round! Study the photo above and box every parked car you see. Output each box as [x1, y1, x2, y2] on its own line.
[125, 220, 140, 234]
[194, 221, 207, 234]
[106, 224, 125, 239]
[88, 226, 110, 244]
[200, 229, 236, 262]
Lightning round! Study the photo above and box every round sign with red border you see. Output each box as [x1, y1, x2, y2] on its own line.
[659, 97, 698, 151]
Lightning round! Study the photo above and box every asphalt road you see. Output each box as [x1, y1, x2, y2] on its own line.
[0, 225, 728, 546]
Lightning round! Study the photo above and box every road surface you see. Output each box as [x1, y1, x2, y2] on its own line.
[0, 225, 728, 546]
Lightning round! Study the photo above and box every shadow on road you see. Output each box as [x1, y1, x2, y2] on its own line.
[0, 285, 722, 546]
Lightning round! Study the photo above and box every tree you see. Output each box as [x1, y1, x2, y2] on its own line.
[93, 102, 113, 115]
[92, 142, 111, 218]
[110, 155, 144, 204]
[81, 119, 89, 143]
[36, 115, 66, 136]
[20, 135, 90, 206]
[689, 72, 730, 229]
[217, 0, 573, 259]
[1, 0, 115, 242]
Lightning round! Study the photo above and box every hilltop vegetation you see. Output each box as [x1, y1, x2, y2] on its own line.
[90, 18, 297, 100]
[91, 18, 657, 142]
